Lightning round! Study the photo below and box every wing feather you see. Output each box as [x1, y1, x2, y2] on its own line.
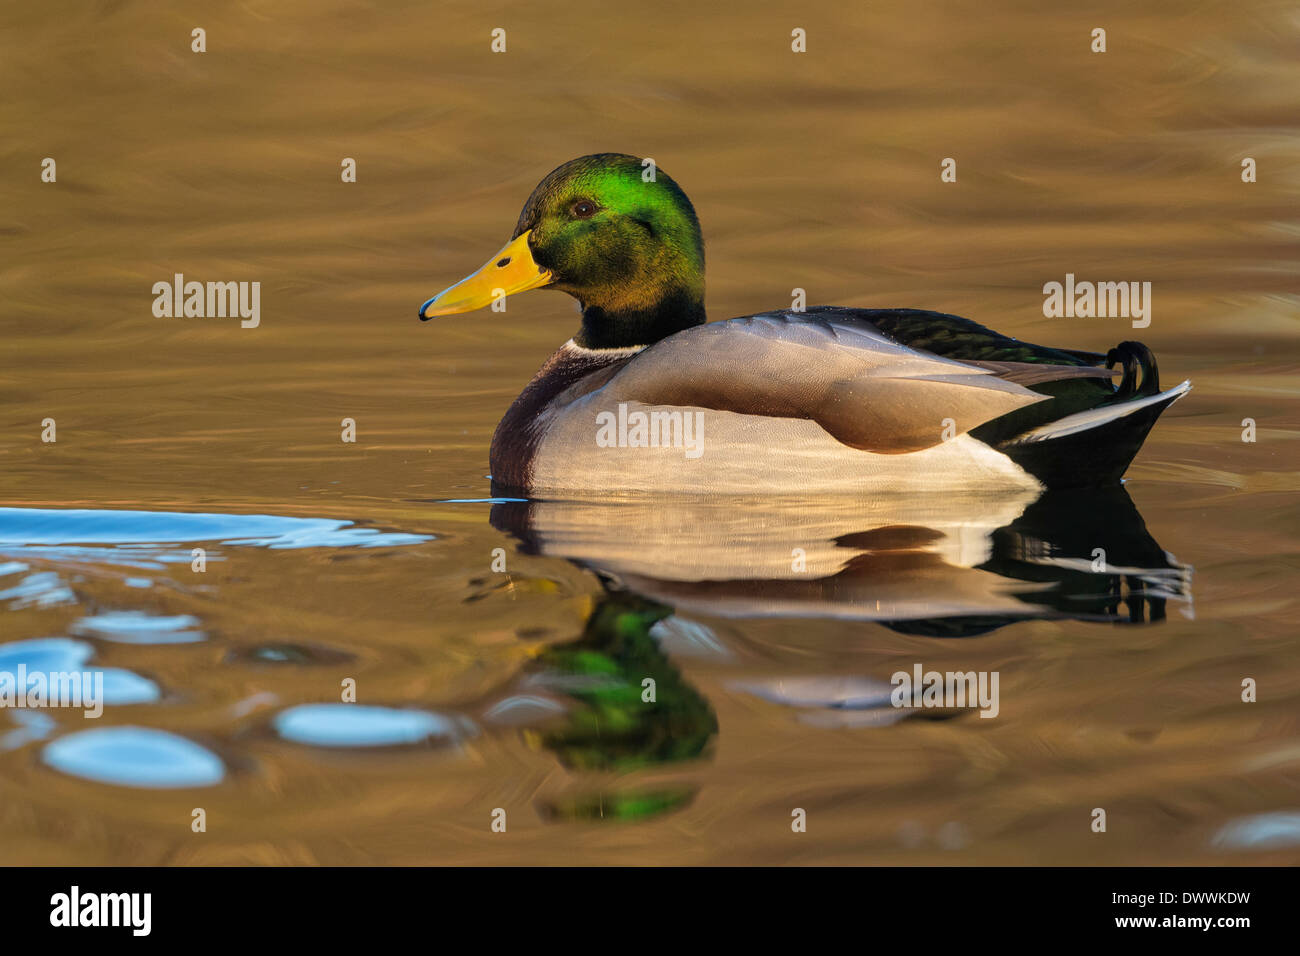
[599, 312, 1050, 453]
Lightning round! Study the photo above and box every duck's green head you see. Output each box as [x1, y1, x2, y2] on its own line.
[420, 153, 706, 348]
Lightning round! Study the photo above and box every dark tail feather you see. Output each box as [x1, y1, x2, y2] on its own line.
[1106, 341, 1160, 397]
[997, 379, 1190, 488]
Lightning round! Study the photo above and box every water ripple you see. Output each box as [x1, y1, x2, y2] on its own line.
[274, 704, 472, 749]
[43, 727, 225, 788]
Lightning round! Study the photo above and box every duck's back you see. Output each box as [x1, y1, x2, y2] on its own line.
[489, 308, 1189, 495]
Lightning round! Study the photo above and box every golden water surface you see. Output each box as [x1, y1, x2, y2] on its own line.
[1, 0, 1298, 864]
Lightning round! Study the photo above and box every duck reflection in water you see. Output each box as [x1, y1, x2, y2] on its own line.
[486, 486, 1189, 819]
[491, 485, 1189, 635]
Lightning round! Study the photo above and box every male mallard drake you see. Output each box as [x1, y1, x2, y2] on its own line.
[420, 153, 1189, 495]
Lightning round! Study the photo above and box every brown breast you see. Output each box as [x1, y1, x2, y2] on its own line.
[489, 342, 639, 492]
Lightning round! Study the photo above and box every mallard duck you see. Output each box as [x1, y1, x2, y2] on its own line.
[420, 153, 1189, 494]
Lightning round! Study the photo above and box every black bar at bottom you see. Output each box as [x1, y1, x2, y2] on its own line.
[0, 865, 1286, 941]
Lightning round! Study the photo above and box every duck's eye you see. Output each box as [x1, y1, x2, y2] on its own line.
[570, 200, 597, 219]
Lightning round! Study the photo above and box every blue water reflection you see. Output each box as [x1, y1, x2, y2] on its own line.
[274, 704, 471, 749]
[42, 727, 225, 788]
[0, 638, 162, 707]
[73, 611, 205, 645]
[0, 507, 433, 564]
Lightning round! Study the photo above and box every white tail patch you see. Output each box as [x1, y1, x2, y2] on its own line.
[1009, 381, 1191, 445]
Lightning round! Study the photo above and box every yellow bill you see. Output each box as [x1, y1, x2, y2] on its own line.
[419, 230, 554, 319]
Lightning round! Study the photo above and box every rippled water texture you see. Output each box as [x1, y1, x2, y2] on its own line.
[1, 0, 1297, 863]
